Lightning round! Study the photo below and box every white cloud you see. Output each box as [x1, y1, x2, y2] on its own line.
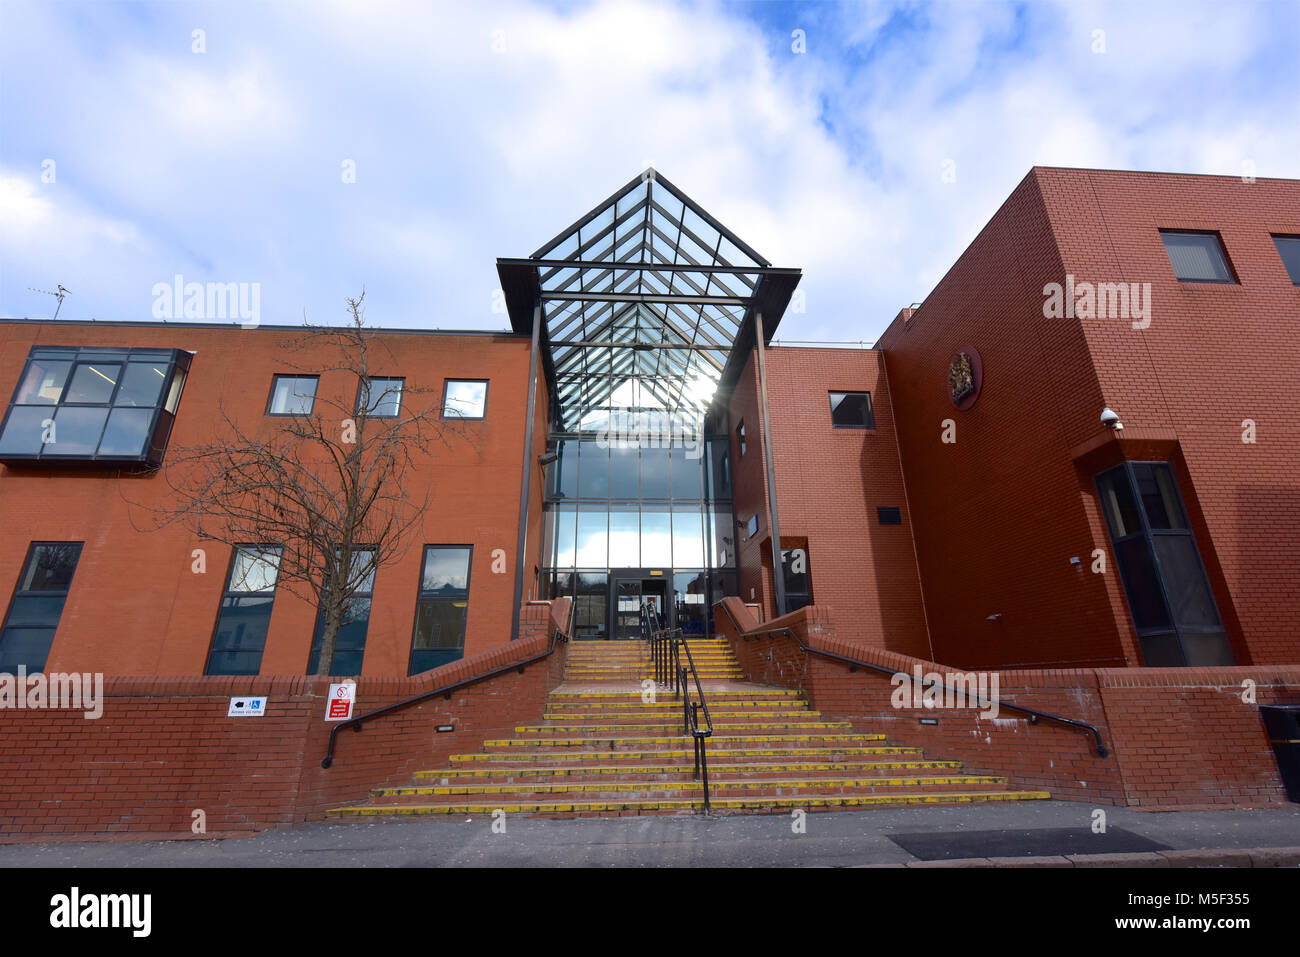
[0, 0, 1295, 339]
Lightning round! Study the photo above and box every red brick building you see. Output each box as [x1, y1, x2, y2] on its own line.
[0, 166, 1296, 678]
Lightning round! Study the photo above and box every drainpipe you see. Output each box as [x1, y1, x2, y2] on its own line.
[754, 311, 787, 618]
[510, 301, 543, 641]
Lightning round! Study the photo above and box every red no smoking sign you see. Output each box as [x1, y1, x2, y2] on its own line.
[325, 682, 356, 721]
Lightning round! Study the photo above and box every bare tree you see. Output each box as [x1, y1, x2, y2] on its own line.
[131, 292, 475, 675]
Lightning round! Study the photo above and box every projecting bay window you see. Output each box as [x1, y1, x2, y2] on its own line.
[1095, 462, 1233, 666]
[0, 542, 83, 673]
[409, 545, 472, 674]
[205, 546, 283, 676]
[0, 347, 190, 467]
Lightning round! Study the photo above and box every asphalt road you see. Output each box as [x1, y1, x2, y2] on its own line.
[3, 800, 1300, 867]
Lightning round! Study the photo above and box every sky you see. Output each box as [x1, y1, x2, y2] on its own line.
[1, 0, 1297, 343]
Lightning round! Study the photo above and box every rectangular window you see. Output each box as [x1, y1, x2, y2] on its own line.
[780, 547, 812, 612]
[1159, 230, 1236, 283]
[877, 506, 902, 525]
[1094, 462, 1232, 667]
[205, 546, 283, 676]
[736, 419, 747, 457]
[0, 542, 83, 672]
[442, 380, 488, 419]
[0, 347, 190, 467]
[267, 375, 318, 415]
[307, 549, 376, 676]
[1271, 234, 1300, 285]
[357, 377, 403, 418]
[829, 391, 875, 429]
[410, 545, 472, 674]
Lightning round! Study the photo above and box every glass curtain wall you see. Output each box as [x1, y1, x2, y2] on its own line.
[540, 412, 737, 639]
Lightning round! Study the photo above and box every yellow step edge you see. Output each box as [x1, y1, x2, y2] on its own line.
[326, 791, 1052, 816]
[416, 760, 964, 778]
[374, 775, 1007, 796]
[452, 746, 921, 761]
[483, 733, 887, 747]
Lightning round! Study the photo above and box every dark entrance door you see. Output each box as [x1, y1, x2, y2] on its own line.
[610, 570, 670, 639]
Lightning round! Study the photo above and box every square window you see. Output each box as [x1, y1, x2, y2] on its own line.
[877, 506, 902, 525]
[359, 377, 404, 418]
[1159, 230, 1236, 283]
[65, 363, 122, 404]
[829, 391, 875, 429]
[98, 408, 154, 456]
[268, 375, 319, 415]
[114, 362, 168, 407]
[442, 380, 487, 419]
[14, 360, 70, 405]
[44, 407, 108, 455]
[1272, 235, 1300, 285]
[420, 545, 472, 594]
[0, 407, 50, 455]
[227, 546, 282, 593]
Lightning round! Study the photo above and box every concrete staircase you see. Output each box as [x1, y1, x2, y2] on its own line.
[326, 638, 1050, 818]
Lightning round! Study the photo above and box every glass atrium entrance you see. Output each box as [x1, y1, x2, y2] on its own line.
[496, 168, 801, 640]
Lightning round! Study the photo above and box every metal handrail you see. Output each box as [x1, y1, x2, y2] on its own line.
[321, 604, 573, 769]
[641, 600, 714, 812]
[714, 600, 1108, 758]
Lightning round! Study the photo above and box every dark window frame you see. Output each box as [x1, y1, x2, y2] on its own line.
[779, 546, 813, 612]
[355, 376, 405, 419]
[409, 544, 474, 675]
[736, 419, 747, 458]
[877, 506, 902, 525]
[440, 379, 489, 421]
[1270, 233, 1300, 285]
[204, 544, 284, 676]
[265, 374, 320, 417]
[1094, 461, 1231, 667]
[829, 391, 876, 430]
[1158, 229, 1238, 285]
[308, 546, 378, 676]
[0, 541, 84, 673]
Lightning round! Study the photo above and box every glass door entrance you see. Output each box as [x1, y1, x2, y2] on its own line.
[611, 571, 669, 639]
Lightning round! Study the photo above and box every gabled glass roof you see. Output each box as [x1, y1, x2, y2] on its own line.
[497, 169, 801, 432]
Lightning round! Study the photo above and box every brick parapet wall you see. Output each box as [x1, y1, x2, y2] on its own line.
[716, 598, 1295, 808]
[0, 599, 571, 839]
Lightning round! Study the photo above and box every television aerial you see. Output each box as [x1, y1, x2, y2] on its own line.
[28, 284, 71, 319]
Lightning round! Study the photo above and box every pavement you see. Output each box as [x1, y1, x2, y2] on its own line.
[2, 799, 1300, 867]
